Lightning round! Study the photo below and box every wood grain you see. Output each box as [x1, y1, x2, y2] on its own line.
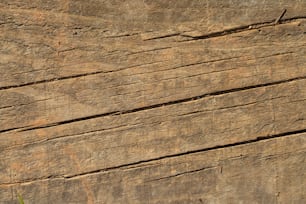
[1, 20, 305, 132]
[0, 133, 305, 203]
[0, 0, 305, 203]
[1, 1, 305, 89]
[0, 78, 306, 184]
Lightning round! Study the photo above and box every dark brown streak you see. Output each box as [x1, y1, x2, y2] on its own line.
[145, 166, 216, 183]
[182, 16, 306, 42]
[143, 33, 181, 41]
[0, 71, 108, 91]
[0, 61, 160, 91]
[274, 9, 287, 24]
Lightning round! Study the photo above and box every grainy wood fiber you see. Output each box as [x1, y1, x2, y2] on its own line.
[0, 0, 305, 203]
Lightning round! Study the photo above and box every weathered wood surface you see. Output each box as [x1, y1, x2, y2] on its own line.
[0, 0, 306, 203]
[0, 133, 305, 203]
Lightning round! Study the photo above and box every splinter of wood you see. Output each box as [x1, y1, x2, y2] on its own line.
[274, 9, 287, 24]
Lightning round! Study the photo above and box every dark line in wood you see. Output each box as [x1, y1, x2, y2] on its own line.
[104, 32, 139, 38]
[145, 166, 216, 182]
[0, 61, 163, 91]
[0, 175, 63, 187]
[16, 76, 306, 133]
[0, 71, 108, 91]
[183, 16, 306, 41]
[64, 128, 306, 179]
[127, 46, 172, 55]
[18, 111, 121, 132]
[0, 126, 31, 134]
[274, 9, 287, 24]
[143, 33, 181, 41]
[141, 17, 305, 42]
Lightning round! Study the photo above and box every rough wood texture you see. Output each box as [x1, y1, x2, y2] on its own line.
[0, 0, 305, 203]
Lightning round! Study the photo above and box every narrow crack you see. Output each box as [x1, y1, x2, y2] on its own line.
[144, 16, 306, 42]
[143, 33, 181, 41]
[0, 61, 163, 91]
[0, 125, 31, 134]
[18, 110, 120, 132]
[127, 46, 172, 55]
[0, 175, 63, 187]
[145, 166, 217, 182]
[0, 70, 109, 91]
[184, 16, 306, 41]
[104, 32, 139, 39]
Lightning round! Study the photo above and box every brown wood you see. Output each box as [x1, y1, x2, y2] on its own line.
[0, 133, 305, 203]
[1, 78, 306, 183]
[1, 20, 305, 132]
[0, 0, 305, 203]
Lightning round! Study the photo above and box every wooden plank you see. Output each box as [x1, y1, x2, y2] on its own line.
[0, 20, 305, 132]
[0, 1, 305, 203]
[1, 0, 305, 32]
[1, 79, 305, 184]
[0, 132, 305, 203]
[0, 3, 305, 89]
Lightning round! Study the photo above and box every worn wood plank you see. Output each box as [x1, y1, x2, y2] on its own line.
[0, 2, 305, 89]
[0, 20, 305, 132]
[1, 0, 305, 32]
[0, 132, 305, 203]
[1, 79, 305, 184]
[1, 1, 305, 203]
